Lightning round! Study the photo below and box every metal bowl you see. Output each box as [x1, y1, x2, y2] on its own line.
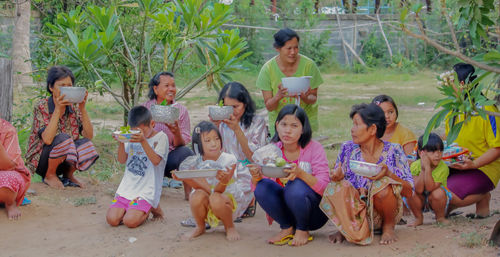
[260, 164, 291, 178]
[112, 130, 141, 143]
[175, 169, 218, 179]
[208, 106, 233, 121]
[59, 87, 86, 104]
[349, 160, 381, 177]
[151, 104, 180, 124]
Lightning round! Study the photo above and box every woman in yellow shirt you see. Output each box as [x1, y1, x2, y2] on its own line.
[445, 63, 500, 218]
[372, 95, 417, 156]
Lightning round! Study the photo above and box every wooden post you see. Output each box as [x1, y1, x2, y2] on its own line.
[335, 0, 350, 66]
[0, 58, 13, 121]
[376, 13, 393, 59]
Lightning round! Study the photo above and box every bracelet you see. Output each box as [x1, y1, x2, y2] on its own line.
[219, 181, 229, 186]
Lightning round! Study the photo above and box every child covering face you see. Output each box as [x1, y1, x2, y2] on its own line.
[407, 133, 451, 227]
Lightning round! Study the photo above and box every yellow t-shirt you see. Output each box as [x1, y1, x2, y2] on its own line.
[389, 123, 417, 147]
[410, 160, 449, 187]
[445, 105, 500, 186]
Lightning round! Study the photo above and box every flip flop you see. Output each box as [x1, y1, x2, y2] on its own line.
[269, 234, 294, 246]
[180, 217, 211, 230]
[288, 235, 313, 246]
[466, 213, 490, 219]
[21, 197, 31, 206]
[447, 211, 463, 218]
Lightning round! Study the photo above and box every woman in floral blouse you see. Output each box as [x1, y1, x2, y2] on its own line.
[320, 103, 413, 245]
[25, 66, 98, 189]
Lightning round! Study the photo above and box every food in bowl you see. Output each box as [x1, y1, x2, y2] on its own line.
[349, 160, 381, 177]
[281, 76, 312, 96]
[113, 126, 141, 143]
[59, 87, 87, 103]
[209, 106, 233, 121]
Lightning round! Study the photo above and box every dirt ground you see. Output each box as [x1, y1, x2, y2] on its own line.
[1, 179, 499, 257]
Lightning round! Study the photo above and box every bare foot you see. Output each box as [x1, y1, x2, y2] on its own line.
[5, 202, 21, 220]
[67, 174, 85, 188]
[267, 227, 294, 244]
[289, 230, 310, 246]
[380, 225, 398, 245]
[226, 226, 240, 241]
[328, 231, 345, 244]
[436, 217, 450, 225]
[407, 215, 423, 227]
[183, 227, 205, 240]
[44, 175, 64, 189]
[151, 207, 164, 221]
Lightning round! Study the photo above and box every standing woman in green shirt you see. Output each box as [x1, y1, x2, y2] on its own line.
[256, 28, 324, 135]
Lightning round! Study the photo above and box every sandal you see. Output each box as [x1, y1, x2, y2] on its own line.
[465, 213, 490, 219]
[269, 234, 294, 246]
[288, 235, 314, 246]
[180, 217, 211, 229]
[242, 199, 257, 218]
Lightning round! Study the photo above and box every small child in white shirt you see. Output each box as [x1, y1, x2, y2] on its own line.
[106, 106, 169, 228]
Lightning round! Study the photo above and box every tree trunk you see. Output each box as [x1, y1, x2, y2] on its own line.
[0, 58, 13, 122]
[11, 0, 33, 90]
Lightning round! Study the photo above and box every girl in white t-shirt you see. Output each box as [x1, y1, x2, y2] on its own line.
[107, 106, 169, 228]
[173, 121, 252, 241]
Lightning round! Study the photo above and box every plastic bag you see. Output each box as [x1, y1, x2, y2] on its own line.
[252, 144, 282, 166]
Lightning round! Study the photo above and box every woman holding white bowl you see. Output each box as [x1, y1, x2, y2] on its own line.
[256, 28, 323, 135]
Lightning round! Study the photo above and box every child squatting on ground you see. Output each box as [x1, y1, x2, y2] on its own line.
[407, 133, 451, 226]
[173, 121, 247, 241]
[106, 106, 168, 228]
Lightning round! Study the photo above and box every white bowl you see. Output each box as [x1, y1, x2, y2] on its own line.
[112, 130, 141, 143]
[175, 169, 218, 179]
[260, 164, 291, 178]
[349, 160, 381, 177]
[151, 105, 180, 124]
[281, 76, 311, 96]
[59, 87, 86, 103]
[209, 106, 233, 121]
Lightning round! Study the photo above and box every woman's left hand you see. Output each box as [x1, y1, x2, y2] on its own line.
[78, 90, 88, 110]
[449, 157, 476, 170]
[366, 164, 390, 181]
[217, 163, 236, 185]
[222, 114, 240, 131]
[283, 163, 303, 181]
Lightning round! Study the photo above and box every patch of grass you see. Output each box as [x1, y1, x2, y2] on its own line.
[32, 173, 43, 183]
[72, 196, 97, 207]
[90, 128, 123, 183]
[460, 232, 489, 248]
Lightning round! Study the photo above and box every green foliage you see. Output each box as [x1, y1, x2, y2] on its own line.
[423, 70, 497, 145]
[360, 32, 387, 67]
[460, 232, 489, 248]
[38, 0, 250, 122]
[390, 53, 418, 74]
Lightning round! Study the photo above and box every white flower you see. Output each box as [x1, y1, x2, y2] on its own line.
[437, 81, 443, 86]
[219, 0, 233, 5]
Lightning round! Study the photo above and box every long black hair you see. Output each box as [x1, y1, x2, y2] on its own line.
[349, 103, 387, 139]
[191, 121, 223, 156]
[46, 66, 75, 95]
[372, 94, 399, 118]
[218, 82, 256, 129]
[271, 104, 312, 148]
[148, 71, 175, 100]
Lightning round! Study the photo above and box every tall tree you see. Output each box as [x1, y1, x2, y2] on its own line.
[11, 0, 33, 90]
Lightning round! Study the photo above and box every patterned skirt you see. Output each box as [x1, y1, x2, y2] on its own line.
[35, 133, 99, 177]
[320, 176, 403, 245]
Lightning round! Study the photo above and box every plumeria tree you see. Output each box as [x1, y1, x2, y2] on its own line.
[42, 0, 251, 122]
